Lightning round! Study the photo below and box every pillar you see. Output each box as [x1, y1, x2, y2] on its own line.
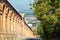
[0, 11, 3, 33]
[5, 7, 9, 34]
[16, 16, 22, 39]
[16, 16, 19, 36]
[20, 20, 23, 37]
[18, 18, 22, 37]
[7, 10, 12, 36]
[10, 13, 15, 40]
[14, 15, 18, 39]
[8, 10, 13, 40]
[3, 5, 6, 33]
[3, 6, 9, 40]
[0, 2, 5, 40]
[0, 2, 3, 33]
[16, 17, 19, 38]
[2, 4, 6, 40]
[10, 13, 15, 34]
[0, 11, 3, 40]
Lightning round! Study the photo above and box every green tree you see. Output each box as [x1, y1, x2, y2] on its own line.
[32, 0, 60, 40]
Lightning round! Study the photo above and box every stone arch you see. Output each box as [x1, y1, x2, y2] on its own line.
[3, 3, 5, 12]
[0, 1, 4, 12]
[11, 12, 15, 20]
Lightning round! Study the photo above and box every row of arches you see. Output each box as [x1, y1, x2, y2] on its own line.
[0, 0, 34, 40]
[0, 1, 23, 39]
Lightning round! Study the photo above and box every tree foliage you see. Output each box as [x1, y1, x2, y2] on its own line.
[32, 0, 60, 39]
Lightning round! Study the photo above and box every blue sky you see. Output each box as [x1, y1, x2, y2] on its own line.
[8, 0, 34, 13]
